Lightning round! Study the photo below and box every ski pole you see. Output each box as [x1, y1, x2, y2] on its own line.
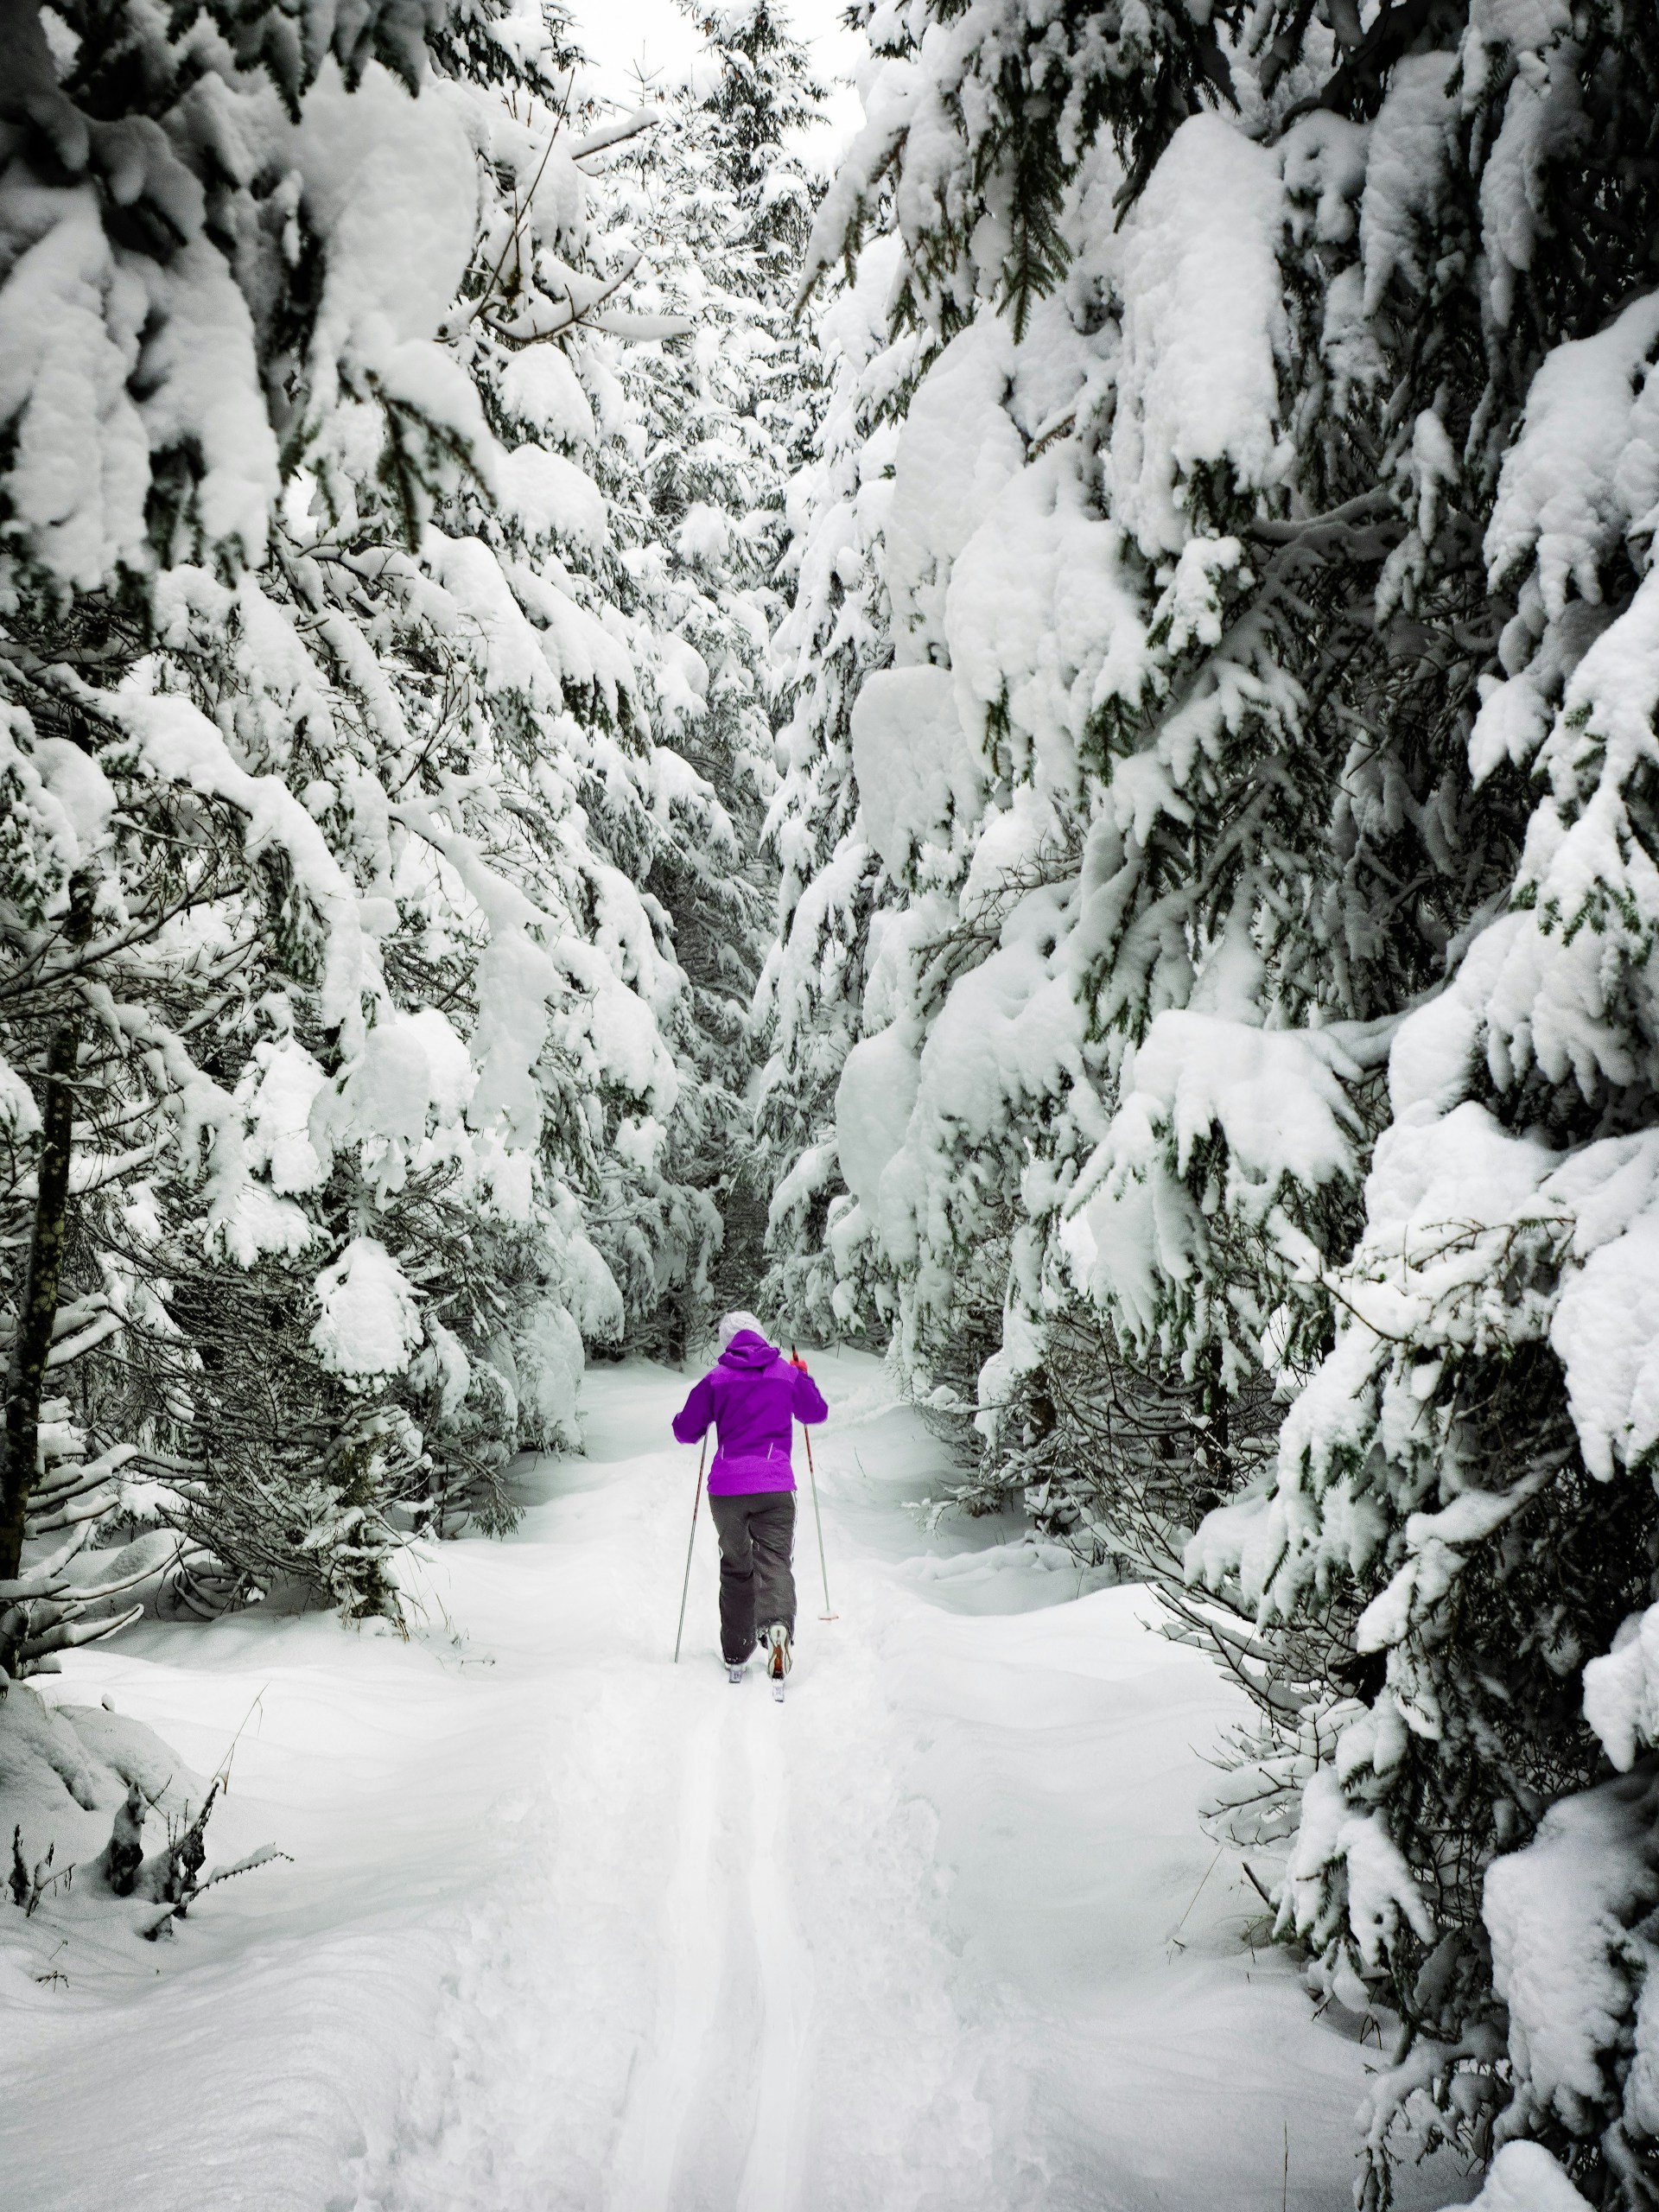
[793, 1344, 836, 1622]
[673, 1434, 709, 1663]
[804, 1422, 836, 1621]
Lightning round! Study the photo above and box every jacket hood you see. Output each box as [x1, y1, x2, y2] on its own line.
[718, 1330, 779, 1372]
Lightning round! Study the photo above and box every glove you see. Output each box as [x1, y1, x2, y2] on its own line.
[788, 1348, 810, 1372]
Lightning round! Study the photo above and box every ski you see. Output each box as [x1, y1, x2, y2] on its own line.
[772, 1675, 785, 1704]
[728, 1663, 745, 1684]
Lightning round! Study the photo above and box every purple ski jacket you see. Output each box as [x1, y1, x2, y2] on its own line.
[672, 1332, 829, 1496]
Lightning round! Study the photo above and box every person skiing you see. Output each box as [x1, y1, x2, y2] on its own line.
[672, 1312, 828, 1687]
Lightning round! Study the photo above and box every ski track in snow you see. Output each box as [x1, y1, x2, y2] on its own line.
[612, 1687, 817, 2212]
[611, 1700, 729, 2212]
[6, 1352, 1475, 2212]
[736, 1700, 813, 2212]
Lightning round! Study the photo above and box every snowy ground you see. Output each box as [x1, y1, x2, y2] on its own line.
[8, 1351, 1475, 2211]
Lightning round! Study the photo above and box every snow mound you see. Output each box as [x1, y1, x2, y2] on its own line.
[1583, 1604, 1659, 1775]
[852, 665, 983, 882]
[0, 1681, 196, 1831]
[1464, 2140, 1590, 2211]
[1484, 1765, 1659, 2158]
[836, 1021, 919, 1217]
[884, 319, 1022, 658]
[1109, 112, 1287, 555]
[310, 1237, 423, 1382]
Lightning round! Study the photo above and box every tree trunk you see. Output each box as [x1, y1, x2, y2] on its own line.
[0, 1020, 79, 1582]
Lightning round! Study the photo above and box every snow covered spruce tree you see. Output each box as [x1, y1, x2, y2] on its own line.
[1192, 16, 1659, 2206]
[767, 0, 1529, 1423]
[0, 0, 797, 1655]
[0, 0, 485, 1639]
[764, 0, 1659, 2199]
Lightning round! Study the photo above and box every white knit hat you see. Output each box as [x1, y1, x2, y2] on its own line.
[718, 1310, 766, 1350]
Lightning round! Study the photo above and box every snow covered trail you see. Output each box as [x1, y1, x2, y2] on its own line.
[7, 1353, 1471, 2211]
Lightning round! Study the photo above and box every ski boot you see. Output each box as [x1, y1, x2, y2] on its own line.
[727, 1658, 747, 1685]
[764, 1623, 792, 1703]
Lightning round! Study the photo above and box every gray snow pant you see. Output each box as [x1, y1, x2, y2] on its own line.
[709, 1491, 796, 1662]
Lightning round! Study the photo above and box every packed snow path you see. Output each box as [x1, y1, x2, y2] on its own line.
[8, 1354, 1470, 2210]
